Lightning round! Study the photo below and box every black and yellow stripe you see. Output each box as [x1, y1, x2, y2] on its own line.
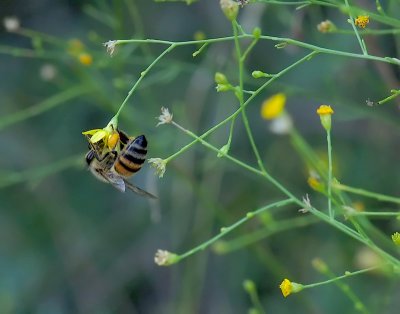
[114, 135, 147, 178]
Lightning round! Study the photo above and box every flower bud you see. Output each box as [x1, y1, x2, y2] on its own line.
[215, 72, 229, 85]
[316, 105, 334, 131]
[220, 0, 239, 21]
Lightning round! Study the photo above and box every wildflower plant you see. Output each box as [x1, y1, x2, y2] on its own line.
[1, 0, 400, 313]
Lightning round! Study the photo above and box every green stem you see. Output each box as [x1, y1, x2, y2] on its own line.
[327, 130, 333, 219]
[114, 34, 400, 66]
[377, 89, 400, 105]
[164, 52, 317, 168]
[333, 183, 400, 204]
[303, 265, 382, 290]
[176, 199, 293, 262]
[169, 120, 400, 268]
[112, 44, 175, 122]
[232, 21, 267, 174]
[350, 211, 400, 217]
[215, 216, 319, 254]
[314, 261, 370, 313]
[343, 0, 368, 55]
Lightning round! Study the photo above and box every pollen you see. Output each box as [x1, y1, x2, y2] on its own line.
[355, 16, 370, 29]
[317, 105, 334, 116]
[279, 279, 292, 297]
[107, 132, 120, 150]
[261, 93, 286, 120]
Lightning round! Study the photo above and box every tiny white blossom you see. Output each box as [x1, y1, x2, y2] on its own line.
[3, 16, 20, 32]
[154, 249, 179, 266]
[148, 158, 167, 178]
[269, 113, 293, 135]
[299, 194, 311, 213]
[156, 107, 173, 126]
[103, 40, 117, 56]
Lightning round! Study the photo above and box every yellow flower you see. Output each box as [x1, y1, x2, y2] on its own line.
[392, 232, 400, 246]
[316, 105, 334, 115]
[279, 279, 304, 298]
[78, 53, 93, 66]
[317, 105, 334, 131]
[82, 123, 120, 150]
[355, 16, 370, 29]
[307, 176, 325, 192]
[261, 93, 286, 120]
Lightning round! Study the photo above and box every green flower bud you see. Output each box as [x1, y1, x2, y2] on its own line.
[252, 27, 261, 39]
[215, 72, 229, 84]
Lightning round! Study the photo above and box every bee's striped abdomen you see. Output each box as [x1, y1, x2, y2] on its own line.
[114, 135, 147, 178]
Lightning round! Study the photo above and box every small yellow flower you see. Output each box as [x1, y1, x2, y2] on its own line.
[392, 232, 400, 246]
[78, 53, 93, 66]
[317, 105, 334, 131]
[82, 120, 119, 150]
[355, 16, 370, 29]
[279, 279, 292, 297]
[316, 105, 334, 115]
[279, 279, 304, 297]
[261, 93, 286, 120]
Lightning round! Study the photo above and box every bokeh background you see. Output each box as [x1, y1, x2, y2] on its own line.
[1, 0, 400, 313]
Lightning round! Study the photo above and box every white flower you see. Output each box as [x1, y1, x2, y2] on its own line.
[148, 158, 167, 178]
[299, 194, 311, 213]
[269, 113, 293, 135]
[156, 107, 173, 126]
[3, 16, 20, 32]
[154, 249, 179, 266]
[103, 40, 117, 56]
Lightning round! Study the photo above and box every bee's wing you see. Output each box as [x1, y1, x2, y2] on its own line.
[124, 180, 157, 199]
[101, 171, 126, 192]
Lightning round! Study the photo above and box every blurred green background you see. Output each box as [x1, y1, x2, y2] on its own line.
[1, 0, 399, 313]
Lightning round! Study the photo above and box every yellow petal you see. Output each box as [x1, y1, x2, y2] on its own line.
[90, 130, 107, 143]
[279, 279, 292, 297]
[261, 93, 286, 120]
[316, 105, 334, 115]
[82, 129, 102, 135]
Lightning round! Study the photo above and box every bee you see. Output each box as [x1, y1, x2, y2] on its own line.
[85, 130, 157, 199]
